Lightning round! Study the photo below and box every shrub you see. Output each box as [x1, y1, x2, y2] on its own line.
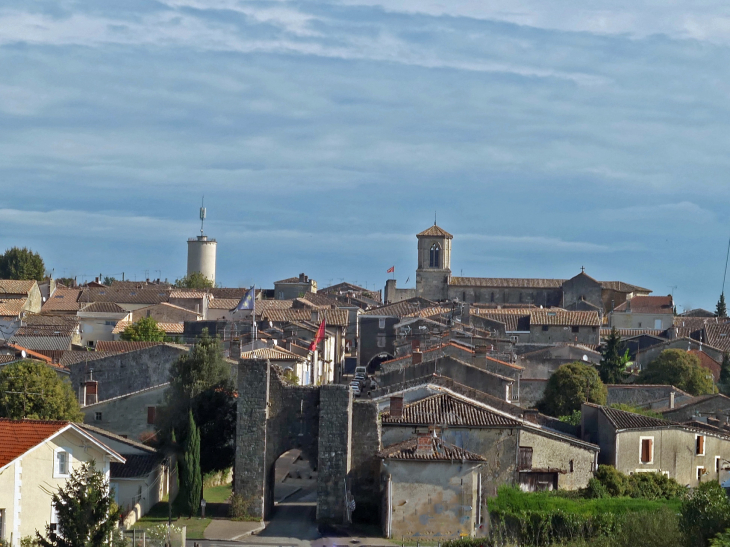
[711, 528, 730, 547]
[680, 481, 730, 547]
[584, 478, 609, 499]
[593, 465, 628, 497]
[627, 472, 687, 500]
[229, 494, 260, 521]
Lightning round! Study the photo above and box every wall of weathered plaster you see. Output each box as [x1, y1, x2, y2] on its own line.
[662, 396, 730, 422]
[82, 384, 168, 440]
[69, 344, 187, 402]
[350, 401, 382, 523]
[518, 429, 595, 490]
[384, 461, 480, 540]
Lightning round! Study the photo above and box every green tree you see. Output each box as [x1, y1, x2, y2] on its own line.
[157, 330, 235, 474]
[174, 272, 214, 290]
[35, 460, 121, 547]
[102, 276, 117, 286]
[0, 247, 45, 281]
[638, 349, 716, 396]
[718, 293, 728, 318]
[0, 361, 83, 421]
[120, 316, 167, 342]
[720, 354, 730, 396]
[178, 411, 202, 517]
[681, 481, 730, 547]
[537, 361, 607, 417]
[599, 327, 631, 384]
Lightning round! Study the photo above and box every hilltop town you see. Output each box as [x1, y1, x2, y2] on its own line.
[2, 222, 730, 547]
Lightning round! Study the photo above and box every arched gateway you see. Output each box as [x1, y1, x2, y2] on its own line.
[235, 359, 354, 523]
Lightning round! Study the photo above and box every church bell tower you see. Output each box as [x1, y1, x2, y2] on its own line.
[415, 223, 452, 301]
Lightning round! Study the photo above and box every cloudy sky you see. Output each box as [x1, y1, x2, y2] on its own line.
[1, 0, 729, 310]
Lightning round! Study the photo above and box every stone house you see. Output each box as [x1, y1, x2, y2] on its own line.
[77, 302, 131, 348]
[274, 274, 317, 300]
[379, 392, 599, 538]
[239, 346, 309, 385]
[660, 394, 730, 423]
[131, 302, 202, 323]
[528, 310, 600, 346]
[40, 288, 83, 315]
[609, 295, 675, 331]
[582, 403, 730, 486]
[0, 419, 124, 547]
[0, 280, 43, 320]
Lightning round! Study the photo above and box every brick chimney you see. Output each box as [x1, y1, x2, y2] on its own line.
[523, 409, 539, 423]
[415, 434, 434, 457]
[412, 350, 423, 365]
[390, 395, 404, 419]
[311, 310, 320, 323]
[82, 369, 98, 406]
[473, 344, 488, 368]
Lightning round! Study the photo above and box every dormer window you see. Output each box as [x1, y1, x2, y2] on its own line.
[429, 243, 441, 268]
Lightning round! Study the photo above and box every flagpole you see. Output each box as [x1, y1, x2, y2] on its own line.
[252, 285, 257, 343]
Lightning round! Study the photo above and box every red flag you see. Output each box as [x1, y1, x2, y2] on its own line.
[387, 266, 394, 273]
[308, 320, 326, 352]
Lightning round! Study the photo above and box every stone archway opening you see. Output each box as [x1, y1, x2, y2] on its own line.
[270, 449, 317, 506]
[367, 353, 394, 375]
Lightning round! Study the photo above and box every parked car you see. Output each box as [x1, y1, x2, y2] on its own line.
[355, 366, 368, 377]
[349, 382, 361, 396]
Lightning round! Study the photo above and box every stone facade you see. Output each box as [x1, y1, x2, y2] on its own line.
[359, 315, 399, 369]
[82, 384, 168, 440]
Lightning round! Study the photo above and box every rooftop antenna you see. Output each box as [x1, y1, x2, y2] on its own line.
[434, 211, 437, 226]
[200, 196, 206, 236]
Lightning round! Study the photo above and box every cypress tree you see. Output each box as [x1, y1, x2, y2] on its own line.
[181, 410, 202, 517]
[720, 354, 730, 395]
[717, 293, 727, 318]
[599, 327, 628, 384]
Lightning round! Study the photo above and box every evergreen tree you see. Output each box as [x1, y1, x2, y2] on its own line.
[720, 354, 730, 395]
[36, 461, 121, 547]
[638, 349, 715, 396]
[179, 411, 202, 517]
[0, 247, 45, 281]
[599, 327, 630, 384]
[537, 361, 607, 417]
[717, 293, 727, 318]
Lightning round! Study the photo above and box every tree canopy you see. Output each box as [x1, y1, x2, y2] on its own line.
[0, 247, 45, 281]
[120, 316, 167, 342]
[538, 361, 607, 417]
[157, 329, 235, 474]
[637, 349, 716, 396]
[599, 327, 630, 384]
[0, 360, 83, 421]
[174, 272, 214, 289]
[178, 410, 202, 517]
[36, 460, 121, 547]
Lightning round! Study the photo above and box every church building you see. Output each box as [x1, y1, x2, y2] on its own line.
[384, 224, 651, 314]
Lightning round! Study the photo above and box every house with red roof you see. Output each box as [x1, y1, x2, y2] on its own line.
[0, 419, 124, 547]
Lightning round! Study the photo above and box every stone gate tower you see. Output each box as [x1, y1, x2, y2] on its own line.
[415, 224, 452, 301]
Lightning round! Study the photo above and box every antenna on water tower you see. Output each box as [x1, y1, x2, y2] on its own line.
[200, 196, 206, 236]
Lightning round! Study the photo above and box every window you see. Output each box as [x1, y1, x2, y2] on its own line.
[429, 243, 441, 268]
[640, 437, 654, 464]
[0, 509, 4, 541]
[490, 292, 495, 303]
[696, 435, 705, 456]
[147, 406, 156, 425]
[654, 319, 662, 329]
[542, 325, 549, 332]
[569, 460, 574, 473]
[378, 318, 386, 329]
[518, 447, 533, 470]
[698, 466, 706, 481]
[377, 333, 386, 348]
[278, 291, 284, 299]
[95, 412, 102, 421]
[716, 456, 722, 473]
[571, 326, 579, 333]
[54, 449, 70, 477]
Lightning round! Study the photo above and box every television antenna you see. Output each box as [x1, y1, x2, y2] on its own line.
[200, 196, 207, 236]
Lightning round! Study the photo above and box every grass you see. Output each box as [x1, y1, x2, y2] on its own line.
[132, 483, 232, 539]
[490, 486, 682, 516]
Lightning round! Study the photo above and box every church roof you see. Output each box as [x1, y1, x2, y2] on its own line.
[417, 225, 453, 239]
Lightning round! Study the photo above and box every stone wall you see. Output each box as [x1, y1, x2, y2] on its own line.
[70, 344, 188, 403]
[519, 379, 548, 408]
[349, 401, 382, 523]
[662, 395, 730, 422]
[82, 384, 168, 441]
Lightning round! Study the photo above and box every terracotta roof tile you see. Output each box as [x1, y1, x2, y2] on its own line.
[112, 321, 184, 334]
[42, 289, 83, 312]
[0, 280, 36, 295]
[95, 341, 164, 353]
[600, 328, 665, 338]
[274, 277, 302, 284]
[168, 290, 207, 299]
[450, 277, 565, 288]
[404, 306, 453, 319]
[530, 310, 600, 327]
[0, 299, 26, 317]
[382, 393, 521, 427]
[703, 323, 730, 352]
[209, 288, 249, 299]
[259, 308, 349, 327]
[416, 225, 454, 239]
[0, 418, 69, 468]
[379, 436, 485, 461]
[595, 404, 674, 429]
[59, 350, 119, 367]
[600, 281, 651, 293]
[6, 343, 54, 364]
[80, 288, 170, 305]
[79, 302, 128, 314]
[7, 335, 72, 351]
[362, 298, 437, 318]
[614, 296, 673, 314]
[239, 347, 303, 360]
[688, 350, 721, 381]
[208, 298, 240, 310]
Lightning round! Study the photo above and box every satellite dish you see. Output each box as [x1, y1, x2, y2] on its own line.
[21, 350, 27, 358]
[582, 355, 588, 361]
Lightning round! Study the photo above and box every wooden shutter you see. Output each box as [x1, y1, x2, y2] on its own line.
[518, 447, 533, 470]
[697, 436, 705, 455]
[641, 439, 652, 463]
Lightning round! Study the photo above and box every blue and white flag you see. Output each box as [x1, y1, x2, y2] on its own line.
[235, 287, 255, 311]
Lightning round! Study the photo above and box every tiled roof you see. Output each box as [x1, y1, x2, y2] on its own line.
[404, 306, 453, 319]
[680, 308, 716, 318]
[382, 393, 521, 427]
[689, 350, 721, 381]
[80, 423, 157, 453]
[0, 418, 69, 468]
[209, 288, 249, 299]
[614, 295, 673, 314]
[111, 453, 164, 478]
[239, 347, 303, 360]
[275, 277, 303, 284]
[702, 323, 730, 352]
[0, 280, 36, 295]
[471, 310, 530, 331]
[259, 308, 349, 327]
[450, 277, 565, 288]
[95, 341, 164, 353]
[168, 290, 207, 299]
[600, 281, 651, 293]
[79, 302, 128, 314]
[320, 282, 370, 294]
[112, 321, 184, 334]
[0, 299, 26, 317]
[379, 436, 485, 461]
[596, 404, 674, 429]
[24, 314, 79, 327]
[530, 310, 600, 327]
[6, 343, 54, 364]
[0, 354, 16, 364]
[362, 298, 437, 318]
[7, 335, 72, 351]
[416, 225, 453, 239]
[42, 289, 82, 311]
[600, 328, 665, 338]
[59, 350, 119, 367]
[301, 292, 342, 308]
[79, 288, 169, 305]
[673, 316, 721, 329]
[132, 302, 201, 317]
[208, 298, 240, 310]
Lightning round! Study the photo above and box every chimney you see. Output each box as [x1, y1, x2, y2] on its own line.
[83, 369, 98, 406]
[411, 339, 421, 351]
[311, 310, 320, 323]
[473, 344, 488, 368]
[669, 391, 675, 409]
[412, 350, 423, 365]
[390, 395, 404, 419]
[230, 338, 241, 360]
[523, 409, 539, 423]
[415, 433, 434, 457]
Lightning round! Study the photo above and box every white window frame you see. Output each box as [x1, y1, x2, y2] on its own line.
[53, 447, 72, 478]
[639, 436, 654, 464]
[697, 466, 706, 481]
[376, 333, 386, 348]
[716, 456, 722, 473]
[0, 508, 5, 542]
[696, 434, 706, 456]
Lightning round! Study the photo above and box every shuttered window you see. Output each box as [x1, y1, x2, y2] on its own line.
[696, 435, 705, 455]
[641, 438, 653, 463]
[518, 447, 533, 470]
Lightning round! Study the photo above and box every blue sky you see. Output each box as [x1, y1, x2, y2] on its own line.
[1, 0, 729, 311]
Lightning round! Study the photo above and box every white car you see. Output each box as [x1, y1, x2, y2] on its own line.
[349, 382, 361, 395]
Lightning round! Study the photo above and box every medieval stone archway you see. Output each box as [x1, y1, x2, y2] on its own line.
[367, 353, 394, 375]
[235, 359, 354, 523]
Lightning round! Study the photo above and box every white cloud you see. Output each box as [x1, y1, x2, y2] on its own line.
[458, 233, 632, 253]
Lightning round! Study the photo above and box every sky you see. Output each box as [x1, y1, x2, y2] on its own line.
[1, 0, 730, 311]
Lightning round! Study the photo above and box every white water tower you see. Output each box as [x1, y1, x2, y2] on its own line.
[187, 199, 217, 284]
